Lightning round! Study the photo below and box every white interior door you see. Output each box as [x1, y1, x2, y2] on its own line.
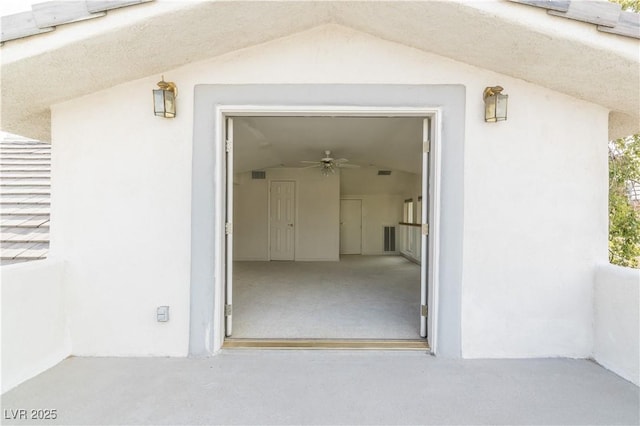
[340, 199, 362, 255]
[420, 118, 430, 338]
[270, 181, 295, 260]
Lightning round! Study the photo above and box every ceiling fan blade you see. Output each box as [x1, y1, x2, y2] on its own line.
[300, 160, 322, 164]
[302, 164, 322, 169]
[333, 158, 349, 163]
[338, 163, 361, 168]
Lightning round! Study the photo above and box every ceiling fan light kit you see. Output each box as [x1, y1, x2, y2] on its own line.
[321, 163, 336, 176]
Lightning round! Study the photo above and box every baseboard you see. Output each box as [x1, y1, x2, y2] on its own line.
[360, 252, 400, 256]
[294, 257, 340, 261]
[234, 257, 269, 261]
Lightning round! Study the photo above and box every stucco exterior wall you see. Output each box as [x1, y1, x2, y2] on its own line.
[461, 77, 609, 358]
[594, 264, 640, 385]
[1, 260, 70, 392]
[50, 25, 608, 357]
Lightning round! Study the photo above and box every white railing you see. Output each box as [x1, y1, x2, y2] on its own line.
[398, 223, 421, 264]
[594, 263, 640, 386]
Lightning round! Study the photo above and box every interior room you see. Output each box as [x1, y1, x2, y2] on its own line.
[230, 116, 426, 340]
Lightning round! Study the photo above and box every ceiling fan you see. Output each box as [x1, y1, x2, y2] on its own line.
[300, 150, 360, 175]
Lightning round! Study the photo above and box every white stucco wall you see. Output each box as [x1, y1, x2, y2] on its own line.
[50, 76, 193, 356]
[1, 260, 70, 393]
[51, 24, 609, 357]
[594, 264, 640, 386]
[461, 81, 609, 358]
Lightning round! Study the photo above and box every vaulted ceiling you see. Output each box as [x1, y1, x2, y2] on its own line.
[1, 0, 638, 141]
[233, 117, 424, 174]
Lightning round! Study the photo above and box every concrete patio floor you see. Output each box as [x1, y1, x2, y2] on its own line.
[1, 351, 638, 425]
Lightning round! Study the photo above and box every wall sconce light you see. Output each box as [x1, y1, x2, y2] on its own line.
[483, 86, 508, 122]
[153, 76, 177, 118]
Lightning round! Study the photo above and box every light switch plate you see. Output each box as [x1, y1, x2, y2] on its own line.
[157, 306, 169, 322]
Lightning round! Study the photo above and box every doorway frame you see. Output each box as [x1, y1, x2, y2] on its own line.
[215, 105, 442, 353]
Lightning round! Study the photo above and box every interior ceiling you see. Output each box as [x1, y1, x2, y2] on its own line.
[233, 116, 423, 174]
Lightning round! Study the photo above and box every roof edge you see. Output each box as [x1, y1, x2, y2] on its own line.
[1, 0, 154, 44]
[509, 0, 639, 39]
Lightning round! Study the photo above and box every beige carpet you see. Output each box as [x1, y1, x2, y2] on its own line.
[232, 255, 422, 339]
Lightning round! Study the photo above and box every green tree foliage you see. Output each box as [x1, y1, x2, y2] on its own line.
[607, 1, 639, 267]
[609, 135, 640, 268]
[610, 0, 640, 12]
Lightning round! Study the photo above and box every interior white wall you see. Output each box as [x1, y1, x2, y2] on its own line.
[340, 168, 417, 255]
[51, 24, 609, 357]
[594, 264, 640, 386]
[340, 194, 403, 255]
[233, 172, 268, 260]
[1, 260, 70, 393]
[340, 168, 418, 197]
[234, 168, 339, 261]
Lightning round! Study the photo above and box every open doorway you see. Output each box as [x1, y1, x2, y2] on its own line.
[221, 110, 438, 348]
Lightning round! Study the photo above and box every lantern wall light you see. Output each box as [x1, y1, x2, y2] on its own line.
[483, 86, 508, 122]
[153, 76, 177, 118]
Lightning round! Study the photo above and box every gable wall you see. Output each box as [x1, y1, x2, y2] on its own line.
[50, 25, 608, 357]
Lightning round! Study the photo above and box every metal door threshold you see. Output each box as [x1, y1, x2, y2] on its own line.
[223, 338, 430, 350]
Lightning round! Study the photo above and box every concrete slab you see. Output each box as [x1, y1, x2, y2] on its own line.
[2, 352, 638, 425]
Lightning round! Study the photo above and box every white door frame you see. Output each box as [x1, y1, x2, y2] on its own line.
[215, 105, 442, 353]
[224, 117, 234, 337]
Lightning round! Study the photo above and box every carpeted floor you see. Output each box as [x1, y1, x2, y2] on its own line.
[232, 255, 421, 339]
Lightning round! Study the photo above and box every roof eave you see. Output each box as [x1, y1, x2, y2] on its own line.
[1, 0, 638, 141]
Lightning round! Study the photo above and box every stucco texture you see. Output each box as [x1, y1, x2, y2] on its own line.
[1, 260, 70, 392]
[594, 264, 640, 385]
[50, 25, 609, 358]
[3, 1, 638, 141]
